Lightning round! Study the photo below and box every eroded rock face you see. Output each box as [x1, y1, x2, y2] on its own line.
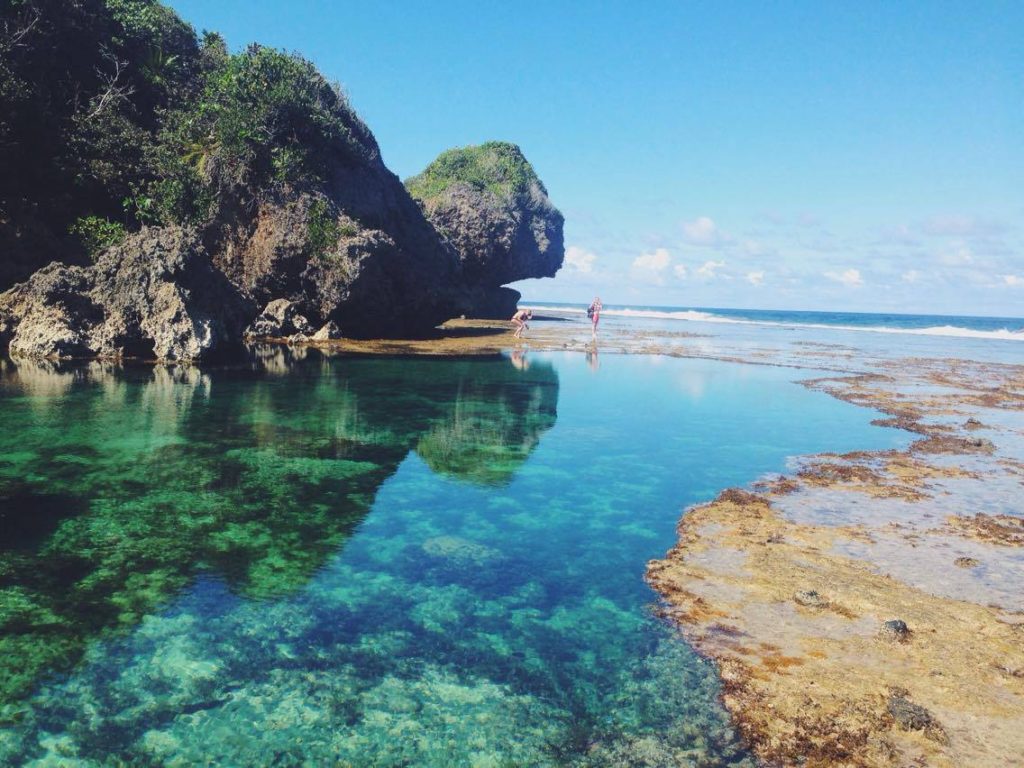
[406, 142, 564, 318]
[0, 228, 251, 361]
[245, 299, 314, 339]
[211, 173, 463, 339]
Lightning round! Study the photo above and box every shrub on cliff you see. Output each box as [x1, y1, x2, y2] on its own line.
[142, 45, 376, 225]
[0, 1, 375, 274]
[405, 141, 545, 202]
[0, 0, 200, 237]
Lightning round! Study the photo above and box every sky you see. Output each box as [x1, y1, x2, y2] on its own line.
[167, 0, 1023, 316]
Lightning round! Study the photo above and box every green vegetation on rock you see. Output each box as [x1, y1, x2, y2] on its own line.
[405, 141, 544, 202]
[68, 215, 127, 259]
[0, 0, 374, 266]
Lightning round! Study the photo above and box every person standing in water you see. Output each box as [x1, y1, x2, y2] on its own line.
[587, 297, 603, 339]
[511, 308, 533, 339]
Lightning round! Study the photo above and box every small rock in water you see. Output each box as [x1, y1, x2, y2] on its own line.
[887, 693, 943, 739]
[793, 590, 827, 608]
[964, 418, 983, 430]
[880, 619, 911, 642]
[954, 556, 980, 568]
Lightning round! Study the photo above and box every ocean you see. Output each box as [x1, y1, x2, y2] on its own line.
[531, 302, 1024, 343]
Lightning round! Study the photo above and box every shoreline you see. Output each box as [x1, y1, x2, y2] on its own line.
[307, 316, 1024, 766]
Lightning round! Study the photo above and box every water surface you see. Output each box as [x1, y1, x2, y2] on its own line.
[0, 349, 905, 766]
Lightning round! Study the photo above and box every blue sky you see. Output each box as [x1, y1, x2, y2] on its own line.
[168, 0, 1023, 316]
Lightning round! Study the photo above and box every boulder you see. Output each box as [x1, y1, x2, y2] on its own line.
[879, 619, 911, 642]
[311, 321, 343, 341]
[245, 299, 314, 339]
[0, 228, 251, 361]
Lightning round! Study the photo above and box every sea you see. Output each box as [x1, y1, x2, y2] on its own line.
[531, 302, 1024, 342]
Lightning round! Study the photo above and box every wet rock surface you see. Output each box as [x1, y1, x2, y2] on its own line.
[879, 619, 911, 642]
[887, 692, 943, 740]
[793, 590, 828, 608]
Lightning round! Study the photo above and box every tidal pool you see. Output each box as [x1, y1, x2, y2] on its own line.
[0, 349, 905, 766]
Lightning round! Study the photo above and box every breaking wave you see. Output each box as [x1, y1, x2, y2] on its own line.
[534, 306, 1024, 342]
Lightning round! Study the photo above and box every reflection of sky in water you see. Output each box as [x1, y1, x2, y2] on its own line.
[0, 351, 908, 765]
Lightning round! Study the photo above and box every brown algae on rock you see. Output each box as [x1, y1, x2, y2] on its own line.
[648, 354, 1024, 767]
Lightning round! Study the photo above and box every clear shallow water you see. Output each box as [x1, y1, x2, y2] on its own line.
[0, 349, 905, 766]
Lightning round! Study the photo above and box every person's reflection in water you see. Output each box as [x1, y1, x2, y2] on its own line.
[586, 345, 600, 372]
[510, 349, 530, 371]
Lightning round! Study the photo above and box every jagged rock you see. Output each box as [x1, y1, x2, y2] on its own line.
[887, 693, 944, 741]
[0, 228, 251, 361]
[212, 165, 462, 338]
[406, 142, 564, 318]
[245, 299, 314, 338]
[880, 619, 911, 642]
[311, 321, 342, 341]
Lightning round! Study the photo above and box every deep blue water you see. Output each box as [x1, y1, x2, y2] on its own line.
[0, 349, 907, 765]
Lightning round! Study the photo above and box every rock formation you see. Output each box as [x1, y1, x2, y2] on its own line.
[406, 142, 565, 318]
[0, 2, 564, 360]
[0, 228, 250, 361]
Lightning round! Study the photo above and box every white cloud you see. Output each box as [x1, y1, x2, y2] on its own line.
[673, 264, 688, 279]
[746, 270, 765, 286]
[632, 247, 671, 272]
[824, 268, 863, 287]
[1004, 274, 1024, 287]
[696, 259, 725, 279]
[902, 270, 921, 283]
[682, 216, 719, 245]
[564, 245, 596, 274]
[939, 246, 973, 266]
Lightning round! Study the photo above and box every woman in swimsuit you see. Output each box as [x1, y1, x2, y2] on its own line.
[511, 308, 533, 339]
[587, 297, 602, 340]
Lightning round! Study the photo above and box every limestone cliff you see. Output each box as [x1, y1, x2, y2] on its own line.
[406, 142, 565, 318]
[0, 2, 563, 359]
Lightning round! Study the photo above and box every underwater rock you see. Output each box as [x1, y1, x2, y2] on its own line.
[0, 228, 251, 361]
[954, 556, 980, 568]
[421, 536, 501, 567]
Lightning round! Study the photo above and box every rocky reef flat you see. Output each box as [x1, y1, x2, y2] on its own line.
[302, 312, 1024, 767]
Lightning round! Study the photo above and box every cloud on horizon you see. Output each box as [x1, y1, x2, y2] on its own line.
[823, 268, 864, 287]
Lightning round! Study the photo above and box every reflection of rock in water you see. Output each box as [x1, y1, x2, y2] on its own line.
[414, 358, 559, 486]
[248, 343, 309, 375]
[0, 350, 560, 714]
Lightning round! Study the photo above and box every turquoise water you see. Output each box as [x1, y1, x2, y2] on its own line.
[0, 349, 905, 766]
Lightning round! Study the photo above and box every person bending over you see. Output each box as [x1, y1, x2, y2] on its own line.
[511, 308, 533, 338]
